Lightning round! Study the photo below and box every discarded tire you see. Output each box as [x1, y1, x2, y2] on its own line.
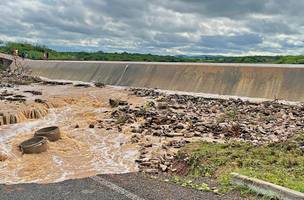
[19, 136, 48, 154]
[34, 126, 61, 141]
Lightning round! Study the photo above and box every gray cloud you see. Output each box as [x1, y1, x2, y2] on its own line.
[0, 0, 303, 55]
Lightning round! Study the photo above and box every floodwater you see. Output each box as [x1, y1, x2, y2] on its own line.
[0, 86, 141, 184]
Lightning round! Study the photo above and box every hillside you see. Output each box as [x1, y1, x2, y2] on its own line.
[1, 42, 304, 64]
[0, 42, 197, 62]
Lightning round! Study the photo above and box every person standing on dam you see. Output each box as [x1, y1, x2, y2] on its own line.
[12, 48, 19, 72]
[21, 52, 25, 60]
[43, 52, 49, 60]
[12, 48, 18, 57]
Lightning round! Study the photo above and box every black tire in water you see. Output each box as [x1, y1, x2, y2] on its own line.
[34, 126, 61, 142]
[19, 136, 48, 154]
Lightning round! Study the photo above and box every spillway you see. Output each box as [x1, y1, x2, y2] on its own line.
[2, 54, 304, 102]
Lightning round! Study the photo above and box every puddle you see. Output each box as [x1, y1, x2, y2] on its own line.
[0, 103, 139, 184]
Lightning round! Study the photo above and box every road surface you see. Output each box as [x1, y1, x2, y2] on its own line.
[0, 173, 246, 200]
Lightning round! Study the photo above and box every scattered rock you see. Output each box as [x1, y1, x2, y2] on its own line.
[94, 82, 105, 88]
[35, 99, 47, 104]
[159, 164, 168, 172]
[74, 83, 91, 88]
[157, 102, 168, 110]
[24, 90, 42, 95]
[109, 99, 128, 108]
[88, 87, 304, 174]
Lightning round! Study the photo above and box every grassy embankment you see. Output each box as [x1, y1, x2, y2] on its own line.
[178, 133, 304, 194]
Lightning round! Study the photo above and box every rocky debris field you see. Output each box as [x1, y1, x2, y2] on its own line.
[130, 88, 304, 144]
[0, 69, 41, 86]
[101, 88, 304, 174]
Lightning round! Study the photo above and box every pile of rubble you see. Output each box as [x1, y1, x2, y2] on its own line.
[0, 69, 42, 86]
[104, 88, 304, 173]
[129, 88, 304, 144]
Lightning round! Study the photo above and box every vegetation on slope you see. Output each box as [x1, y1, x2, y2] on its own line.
[201, 55, 304, 64]
[180, 133, 304, 193]
[0, 42, 197, 62]
[1, 42, 304, 64]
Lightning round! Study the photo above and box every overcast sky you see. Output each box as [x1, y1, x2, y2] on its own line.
[0, 0, 303, 55]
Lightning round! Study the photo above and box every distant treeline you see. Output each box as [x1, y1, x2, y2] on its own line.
[0, 42, 197, 62]
[1, 42, 304, 64]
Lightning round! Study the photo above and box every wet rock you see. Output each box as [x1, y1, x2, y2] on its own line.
[173, 123, 185, 131]
[24, 90, 42, 95]
[109, 99, 128, 108]
[74, 83, 91, 88]
[5, 97, 26, 103]
[144, 143, 153, 148]
[165, 132, 183, 137]
[42, 80, 72, 86]
[131, 134, 141, 143]
[94, 82, 105, 88]
[35, 99, 47, 104]
[157, 102, 168, 110]
[131, 127, 143, 133]
[184, 132, 195, 138]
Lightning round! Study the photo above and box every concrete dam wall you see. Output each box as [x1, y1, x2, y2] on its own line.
[18, 59, 304, 102]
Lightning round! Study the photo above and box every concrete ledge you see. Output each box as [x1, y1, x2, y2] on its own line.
[231, 173, 304, 200]
[2, 53, 304, 101]
[23, 60, 304, 102]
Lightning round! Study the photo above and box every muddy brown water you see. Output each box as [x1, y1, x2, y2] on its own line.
[0, 85, 143, 184]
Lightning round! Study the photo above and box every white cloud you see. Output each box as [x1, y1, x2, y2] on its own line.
[0, 0, 303, 55]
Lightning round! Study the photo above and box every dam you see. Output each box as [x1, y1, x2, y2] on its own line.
[1, 53, 304, 198]
[2, 53, 304, 102]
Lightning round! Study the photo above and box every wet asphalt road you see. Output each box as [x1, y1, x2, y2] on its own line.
[0, 173, 246, 200]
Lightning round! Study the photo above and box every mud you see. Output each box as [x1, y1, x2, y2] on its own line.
[0, 85, 143, 184]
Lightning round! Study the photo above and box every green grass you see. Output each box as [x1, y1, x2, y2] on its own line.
[0, 42, 198, 62]
[2, 42, 304, 64]
[180, 133, 304, 193]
